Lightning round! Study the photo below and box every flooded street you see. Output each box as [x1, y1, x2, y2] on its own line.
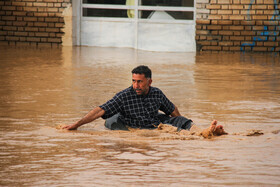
[0, 46, 280, 186]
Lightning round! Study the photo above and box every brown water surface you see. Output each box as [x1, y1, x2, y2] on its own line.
[0, 46, 280, 186]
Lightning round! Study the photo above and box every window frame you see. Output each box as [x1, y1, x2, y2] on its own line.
[82, 0, 195, 24]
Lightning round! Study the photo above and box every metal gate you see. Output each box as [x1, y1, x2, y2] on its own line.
[74, 0, 196, 52]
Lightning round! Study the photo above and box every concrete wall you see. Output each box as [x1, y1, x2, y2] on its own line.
[0, 0, 72, 47]
[196, 0, 280, 52]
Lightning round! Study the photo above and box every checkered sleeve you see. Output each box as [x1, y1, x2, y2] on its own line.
[159, 91, 175, 115]
[99, 92, 123, 119]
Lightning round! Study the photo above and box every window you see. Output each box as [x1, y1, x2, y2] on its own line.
[83, 0, 126, 5]
[141, 0, 194, 7]
[82, 0, 194, 21]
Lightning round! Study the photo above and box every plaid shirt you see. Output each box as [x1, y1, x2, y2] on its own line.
[100, 86, 175, 128]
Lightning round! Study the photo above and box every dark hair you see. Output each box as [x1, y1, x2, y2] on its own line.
[131, 65, 152, 78]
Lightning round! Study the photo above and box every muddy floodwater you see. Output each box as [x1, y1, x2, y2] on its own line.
[0, 46, 280, 186]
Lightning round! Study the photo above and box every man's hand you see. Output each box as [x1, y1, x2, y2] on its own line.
[171, 106, 181, 117]
[62, 123, 79, 130]
[61, 107, 105, 131]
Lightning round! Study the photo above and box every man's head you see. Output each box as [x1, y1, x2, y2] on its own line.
[131, 65, 152, 95]
[132, 65, 152, 79]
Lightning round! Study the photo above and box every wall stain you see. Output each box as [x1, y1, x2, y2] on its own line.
[241, 0, 280, 52]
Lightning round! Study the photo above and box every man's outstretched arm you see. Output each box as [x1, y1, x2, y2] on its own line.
[63, 107, 105, 130]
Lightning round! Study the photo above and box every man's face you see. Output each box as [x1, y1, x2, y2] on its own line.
[132, 73, 152, 95]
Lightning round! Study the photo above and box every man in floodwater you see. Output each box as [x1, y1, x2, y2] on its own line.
[63, 65, 226, 136]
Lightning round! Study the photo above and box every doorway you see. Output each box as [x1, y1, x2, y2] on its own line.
[73, 0, 196, 52]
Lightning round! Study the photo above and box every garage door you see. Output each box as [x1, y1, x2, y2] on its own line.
[77, 0, 195, 52]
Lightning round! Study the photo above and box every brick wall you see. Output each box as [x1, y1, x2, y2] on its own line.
[196, 0, 280, 52]
[1, 0, 279, 51]
[196, 0, 211, 20]
[0, 0, 71, 47]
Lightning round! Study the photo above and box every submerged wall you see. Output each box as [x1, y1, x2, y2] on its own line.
[0, 0, 72, 47]
[196, 0, 280, 52]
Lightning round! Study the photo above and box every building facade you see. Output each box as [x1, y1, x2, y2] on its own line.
[0, 0, 279, 52]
